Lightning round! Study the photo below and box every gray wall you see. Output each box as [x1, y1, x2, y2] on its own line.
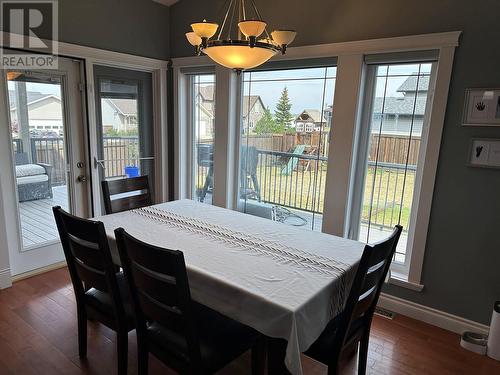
[170, 0, 500, 325]
[1, 0, 170, 60]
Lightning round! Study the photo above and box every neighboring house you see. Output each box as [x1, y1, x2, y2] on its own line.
[242, 95, 265, 131]
[196, 86, 216, 140]
[9, 90, 138, 136]
[100, 98, 138, 133]
[196, 86, 265, 136]
[294, 109, 328, 133]
[371, 75, 429, 135]
[9, 91, 63, 133]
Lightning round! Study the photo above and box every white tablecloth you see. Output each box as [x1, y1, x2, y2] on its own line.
[97, 199, 364, 374]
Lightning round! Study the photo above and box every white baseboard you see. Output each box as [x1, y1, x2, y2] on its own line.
[11, 261, 66, 283]
[0, 268, 12, 289]
[378, 293, 489, 335]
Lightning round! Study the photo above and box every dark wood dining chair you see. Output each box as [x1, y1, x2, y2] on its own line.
[101, 175, 152, 214]
[52, 206, 135, 375]
[114, 227, 264, 375]
[303, 225, 403, 375]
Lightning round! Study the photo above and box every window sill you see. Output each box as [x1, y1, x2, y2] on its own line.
[388, 271, 424, 292]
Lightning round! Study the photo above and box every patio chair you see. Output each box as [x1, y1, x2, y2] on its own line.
[197, 143, 214, 203]
[15, 152, 53, 202]
[240, 145, 261, 201]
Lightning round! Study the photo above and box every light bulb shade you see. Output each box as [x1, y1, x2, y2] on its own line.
[271, 30, 297, 46]
[185, 32, 202, 46]
[203, 44, 277, 70]
[238, 20, 267, 38]
[191, 21, 219, 38]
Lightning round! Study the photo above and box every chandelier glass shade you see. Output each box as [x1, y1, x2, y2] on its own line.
[185, 0, 296, 72]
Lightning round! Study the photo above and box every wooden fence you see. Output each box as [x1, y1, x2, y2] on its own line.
[245, 132, 420, 165]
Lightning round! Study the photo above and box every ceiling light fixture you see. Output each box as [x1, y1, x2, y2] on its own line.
[185, 0, 296, 73]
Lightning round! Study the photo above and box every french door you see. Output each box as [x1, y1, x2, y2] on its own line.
[2, 54, 89, 275]
[92, 65, 154, 215]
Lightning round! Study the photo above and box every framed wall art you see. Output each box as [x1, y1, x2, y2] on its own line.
[462, 88, 500, 126]
[469, 138, 500, 169]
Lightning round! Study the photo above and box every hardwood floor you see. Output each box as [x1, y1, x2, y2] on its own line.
[0, 268, 498, 374]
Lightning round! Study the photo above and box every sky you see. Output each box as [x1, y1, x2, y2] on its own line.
[242, 63, 432, 114]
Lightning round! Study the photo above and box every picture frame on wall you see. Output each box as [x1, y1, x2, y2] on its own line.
[462, 88, 500, 126]
[468, 138, 500, 169]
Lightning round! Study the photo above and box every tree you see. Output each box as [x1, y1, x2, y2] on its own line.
[254, 107, 277, 134]
[274, 87, 294, 132]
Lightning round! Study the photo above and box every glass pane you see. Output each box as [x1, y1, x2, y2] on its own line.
[8, 72, 69, 249]
[239, 66, 336, 231]
[358, 63, 432, 263]
[192, 74, 216, 204]
[100, 96, 140, 178]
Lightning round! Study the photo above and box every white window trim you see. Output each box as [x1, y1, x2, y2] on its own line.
[348, 60, 438, 280]
[171, 31, 461, 290]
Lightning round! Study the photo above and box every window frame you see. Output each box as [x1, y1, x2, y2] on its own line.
[349, 61, 438, 277]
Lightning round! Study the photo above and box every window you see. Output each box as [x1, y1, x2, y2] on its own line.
[239, 66, 336, 231]
[352, 61, 433, 272]
[190, 74, 216, 204]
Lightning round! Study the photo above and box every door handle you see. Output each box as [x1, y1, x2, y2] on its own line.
[94, 156, 106, 170]
[77, 175, 87, 183]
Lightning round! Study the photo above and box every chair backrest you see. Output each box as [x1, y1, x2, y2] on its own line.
[335, 225, 402, 353]
[15, 152, 29, 165]
[240, 146, 259, 175]
[197, 143, 213, 168]
[52, 206, 125, 318]
[101, 176, 152, 214]
[114, 228, 201, 362]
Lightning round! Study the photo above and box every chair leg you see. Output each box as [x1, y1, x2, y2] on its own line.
[251, 337, 266, 375]
[117, 330, 128, 375]
[77, 308, 87, 358]
[358, 332, 370, 375]
[267, 338, 290, 375]
[137, 336, 149, 375]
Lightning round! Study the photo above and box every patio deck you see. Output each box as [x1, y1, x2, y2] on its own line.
[19, 185, 68, 248]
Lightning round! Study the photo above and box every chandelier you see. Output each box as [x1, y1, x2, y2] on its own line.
[185, 0, 296, 72]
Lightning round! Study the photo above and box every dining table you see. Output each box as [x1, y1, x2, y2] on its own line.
[97, 199, 365, 375]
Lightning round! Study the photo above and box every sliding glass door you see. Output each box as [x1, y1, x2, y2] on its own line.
[93, 66, 154, 214]
[239, 66, 336, 231]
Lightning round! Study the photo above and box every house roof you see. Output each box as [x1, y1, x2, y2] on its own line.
[242, 96, 263, 117]
[8, 91, 55, 109]
[397, 75, 430, 93]
[107, 98, 137, 115]
[198, 85, 215, 101]
[295, 109, 326, 123]
[372, 75, 430, 116]
[198, 85, 263, 118]
[373, 96, 427, 116]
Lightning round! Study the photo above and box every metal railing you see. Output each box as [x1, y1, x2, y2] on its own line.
[12, 136, 142, 184]
[250, 149, 327, 214]
[101, 136, 140, 178]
